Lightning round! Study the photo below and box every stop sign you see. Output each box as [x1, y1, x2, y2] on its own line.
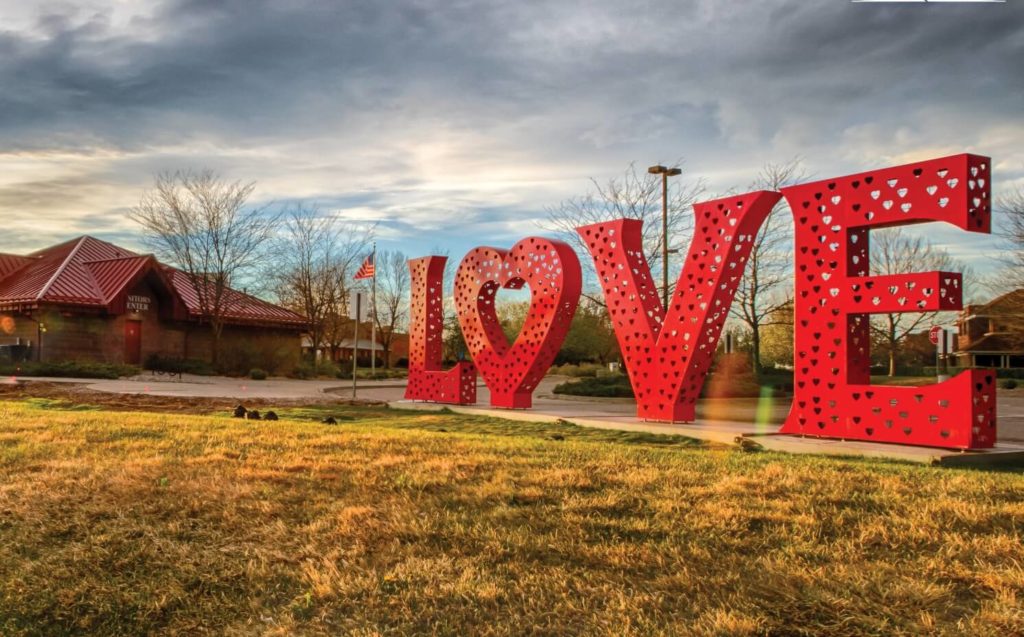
[929, 325, 942, 345]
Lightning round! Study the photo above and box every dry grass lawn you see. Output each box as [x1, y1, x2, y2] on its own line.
[0, 397, 1022, 636]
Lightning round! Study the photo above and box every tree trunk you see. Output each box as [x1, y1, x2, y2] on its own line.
[309, 329, 321, 369]
[887, 315, 897, 377]
[751, 324, 763, 376]
[211, 321, 223, 368]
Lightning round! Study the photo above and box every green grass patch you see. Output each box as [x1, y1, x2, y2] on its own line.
[0, 399, 1021, 635]
[20, 397, 103, 411]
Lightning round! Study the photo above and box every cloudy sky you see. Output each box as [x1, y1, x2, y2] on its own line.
[0, 0, 1021, 276]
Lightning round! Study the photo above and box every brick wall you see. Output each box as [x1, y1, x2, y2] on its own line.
[184, 326, 301, 374]
[0, 313, 38, 352]
[0, 278, 300, 373]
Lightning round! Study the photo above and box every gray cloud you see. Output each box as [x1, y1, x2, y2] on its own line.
[0, 0, 1019, 273]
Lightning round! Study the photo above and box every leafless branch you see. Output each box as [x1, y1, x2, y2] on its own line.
[130, 170, 282, 365]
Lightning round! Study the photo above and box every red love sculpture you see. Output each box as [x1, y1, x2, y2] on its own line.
[781, 153, 995, 449]
[404, 256, 477, 405]
[454, 237, 581, 408]
[577, 191, 782, 422]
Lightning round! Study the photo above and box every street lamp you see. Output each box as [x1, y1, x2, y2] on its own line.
[648, 164, 682, 309]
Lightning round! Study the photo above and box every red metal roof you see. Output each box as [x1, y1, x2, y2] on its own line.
[0, 235, 307, 328]
[0, 253, 34, 281]
[86, 256, 156, 303]
[166, 268, 308, 327]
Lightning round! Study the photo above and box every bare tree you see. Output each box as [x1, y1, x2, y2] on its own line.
[267, 205, 369, 368]
[869, 228, 962, 376]
[373, 249, 410, 367]
[993, 186, 1024, 293]
[758, 300, 794, 370]
[729, 159, 805, 374]
[541, 161, 705, 305]
[130, 170, 280, 366]
[322, 295, 353, 364]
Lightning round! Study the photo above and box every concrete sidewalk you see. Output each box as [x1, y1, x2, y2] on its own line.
[390, 399, 1024, 467]
[6, 373, 1024, 466]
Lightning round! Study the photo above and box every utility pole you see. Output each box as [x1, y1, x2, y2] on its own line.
[648, 164, 682, 309]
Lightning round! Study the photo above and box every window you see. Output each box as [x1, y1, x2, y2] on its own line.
[974, 354, 1001, 368]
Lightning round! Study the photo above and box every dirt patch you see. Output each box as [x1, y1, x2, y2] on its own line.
[0, 380, 384, 415]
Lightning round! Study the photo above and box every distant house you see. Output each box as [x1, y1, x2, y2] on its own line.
[0, 236, 307, 373]
[954, 289, 1024, 369]
[302, 330, 409, 368]
[302, 333, 384, 367]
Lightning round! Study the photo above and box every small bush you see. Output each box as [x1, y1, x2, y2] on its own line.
[318, 361, 340, 378]
[1001, 379, 1018, 390]
[291, 362, 317, 380]
[0, 360, 137, 379]
[554, 363, 602, 378]
[353, 368, 408, 380]
[554, 370, 779, 399]
[336, 368, 407, 381]
[701, 374, 770, 398]
[553, 375, 634, 398]
[249, 368, 268, 381]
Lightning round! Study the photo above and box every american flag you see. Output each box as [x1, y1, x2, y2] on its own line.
[354, 252, 375, 279]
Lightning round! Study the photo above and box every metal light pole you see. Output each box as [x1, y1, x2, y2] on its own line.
[648, 165, 682, 309]
[352, 292, 361, 399]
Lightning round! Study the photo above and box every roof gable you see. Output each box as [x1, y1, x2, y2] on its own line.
[978, 289, 1024, 316]
[85, 256, 156, 304]
[34, 236, 138, 306]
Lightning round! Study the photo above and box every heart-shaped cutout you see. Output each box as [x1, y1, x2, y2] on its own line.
[454, 237, 581, 408]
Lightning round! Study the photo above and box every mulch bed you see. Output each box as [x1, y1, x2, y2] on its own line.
[0, 380, 383, 415]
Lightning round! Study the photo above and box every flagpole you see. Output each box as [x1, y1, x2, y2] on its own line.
[370, 242, 377, 375]
[351, 292, 359, 399]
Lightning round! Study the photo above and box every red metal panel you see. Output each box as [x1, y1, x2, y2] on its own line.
[86, 257, 151, 302]
[454, 237, 581, 408]
[404, 256, 477, 404]
[40, 237, 131, 304]
[43, 263, 104, 304]
[781, 153, 995, 449]
[0, 238, 81, 304]
[843, 272, 962, 314]
[0, 254, 34, 282]
[576, 191, 781, 422]
[168, 268, 307, 327]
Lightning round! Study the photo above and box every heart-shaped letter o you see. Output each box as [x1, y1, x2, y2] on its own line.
[455, 237, 582, 408]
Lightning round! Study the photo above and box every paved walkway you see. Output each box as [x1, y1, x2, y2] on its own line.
[6, 373, 1024, 465]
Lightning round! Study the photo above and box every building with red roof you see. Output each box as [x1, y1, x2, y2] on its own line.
[0, 236, 307, 373]
[954, 289, 1024, 369]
